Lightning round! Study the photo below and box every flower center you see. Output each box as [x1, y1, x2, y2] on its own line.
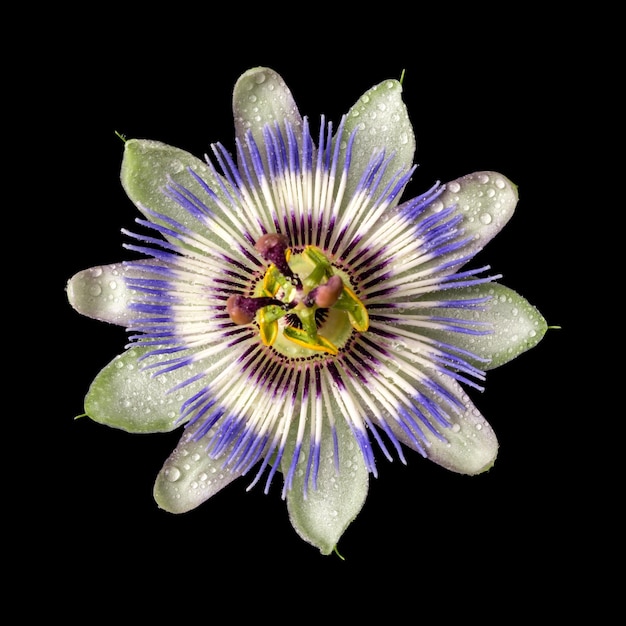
[226, 233, 369, 356]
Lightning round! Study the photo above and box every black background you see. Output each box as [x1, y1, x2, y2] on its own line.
[29, 7, 599, 618]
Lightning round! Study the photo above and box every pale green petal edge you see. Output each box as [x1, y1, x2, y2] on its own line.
[153, 426, 244, 513]
[67, 260, 161, 326]
[417, 283, 547, 370]
[84, 346, 207, 434]
[435, 171, 518, 252]
[233, 68, 416, 216]
[285, 416, 369, 555]
[233, 67, 303, 151]
[389, 372, 498, 474]
[340, 78, 415, 211]
[423, 374, 498, 474]
[121, 139, 229, 244]
[388, 171, 519, 277]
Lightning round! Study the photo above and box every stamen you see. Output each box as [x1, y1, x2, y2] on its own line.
[254, 233, 301, 288]
[226, 295, 285, 325]
[304, 275, 344, 308]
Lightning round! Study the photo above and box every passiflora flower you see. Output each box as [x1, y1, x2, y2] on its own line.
[67, 67, 547, 555]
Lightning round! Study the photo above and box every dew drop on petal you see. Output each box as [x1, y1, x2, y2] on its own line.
[479, 213, 493, 225]
[165, 466, 181, 482]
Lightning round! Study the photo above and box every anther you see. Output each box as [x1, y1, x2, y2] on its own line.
[227, 295, 285, 325]
[304, 275, 344, 308]
[254, 233, 302, 288]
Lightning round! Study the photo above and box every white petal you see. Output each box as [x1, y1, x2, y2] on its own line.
[67, 263, 135, 325]
[154, 427, 243, 514]
[232, 67, 303, 152]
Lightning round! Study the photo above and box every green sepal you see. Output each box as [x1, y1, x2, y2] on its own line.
[121, 139, 231, 247]
[416, 283, 547, 370]
[339, 78, 415, 214]
[387, 372, 499, 475]
[286, 417, 369, 555]
[84, 346, 206, 434]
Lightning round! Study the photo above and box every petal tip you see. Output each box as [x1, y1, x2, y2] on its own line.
[66, 264, 131, 325]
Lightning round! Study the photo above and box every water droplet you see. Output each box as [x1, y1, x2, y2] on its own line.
[447, 181, 461, 193]
[109, 280, 117, 290]
[165, 466, 181, 482]
[89, 284, 102, 297]
[399, 132, 408, 144]
[479, 213, 493, 225]
[248, 94, 257, 103]
[361, 94, 370, 103]
[451, 423, 461, 433]
[254, 72, 266, 84]
[91, 267, 103, 277]
[495, 177, 506, 189]
[191, 453, 200, 462]
[478, 173, 490, 184]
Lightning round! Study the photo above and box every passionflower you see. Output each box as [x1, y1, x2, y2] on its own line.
[67, 67, 547, 555]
